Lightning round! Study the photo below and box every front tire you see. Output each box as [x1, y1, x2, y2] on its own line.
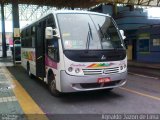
[48, 73, 61, 97]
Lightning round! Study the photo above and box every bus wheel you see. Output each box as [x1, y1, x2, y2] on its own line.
[48, 73, 61, 97]
[27, 63, 33, 78]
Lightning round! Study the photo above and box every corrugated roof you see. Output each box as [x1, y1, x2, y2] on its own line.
[1, 0, 100, 8]
[0, 0, 160, 8]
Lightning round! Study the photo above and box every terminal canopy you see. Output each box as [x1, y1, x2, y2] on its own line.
[0, 0, 160, 8]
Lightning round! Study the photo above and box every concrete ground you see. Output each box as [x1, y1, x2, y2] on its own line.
[0, 57, 160, 120]
[0, 61, 48, 120]
[7, 65, 160, 120]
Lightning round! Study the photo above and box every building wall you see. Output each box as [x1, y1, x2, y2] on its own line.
[136, 26, 160, 63]
[91, 4, 160, 63]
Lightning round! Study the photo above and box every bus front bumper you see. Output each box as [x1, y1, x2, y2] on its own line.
[60, 71, 127, 93]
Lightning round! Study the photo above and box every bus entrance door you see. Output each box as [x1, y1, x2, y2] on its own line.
[36, 22, 46, 78]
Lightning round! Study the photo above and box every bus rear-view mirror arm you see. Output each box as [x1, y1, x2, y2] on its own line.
[119, 29, 126, 40]
[45, 27, 60, 39]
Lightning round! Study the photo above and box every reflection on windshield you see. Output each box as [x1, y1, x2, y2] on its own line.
[86, 23, 93, 49]
[91, 15, 123, 49]
[97, 23, 113, 49]
[57, 13, 123, 50]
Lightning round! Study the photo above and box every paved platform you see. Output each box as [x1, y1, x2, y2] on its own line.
[0, 66, 25, 119]
[0, 57, 13, 67]
[0, 62, 48, 120]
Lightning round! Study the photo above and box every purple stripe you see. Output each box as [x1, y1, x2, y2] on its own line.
[45, 56, 57, 69]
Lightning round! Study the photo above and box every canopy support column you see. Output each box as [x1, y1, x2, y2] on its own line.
[12, 0, 20, 63]
[1, 3, 7, 57]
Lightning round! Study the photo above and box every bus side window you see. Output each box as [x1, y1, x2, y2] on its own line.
[47, 39, 59, 61]
[21, 29, 27, 47]
[31, 26, 36, 48]
[46, 15, 59, 61]
[47, 15, 55, 28]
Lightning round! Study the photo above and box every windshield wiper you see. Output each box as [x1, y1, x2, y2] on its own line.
[97, 24, 104, 49]
[98, 24, 105, 39]
[86, 23, 93, 49]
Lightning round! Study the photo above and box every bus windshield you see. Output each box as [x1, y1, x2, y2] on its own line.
[57, 13, 124, 50]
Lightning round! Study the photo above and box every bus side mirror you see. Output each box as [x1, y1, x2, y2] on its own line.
[45, 27, 53, 39]
[45, 27, 60, 39]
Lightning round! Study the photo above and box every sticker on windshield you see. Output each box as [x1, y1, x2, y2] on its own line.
[64, 40, 72, 48]
[62, 33, 70, 37]
[72, 41, 83, 48]
[64, 40, 84, 49]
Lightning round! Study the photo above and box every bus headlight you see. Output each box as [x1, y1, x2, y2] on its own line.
[75, 68, 80, 73]
[68, 67, 73, 72]
[120, 64, 127, 71]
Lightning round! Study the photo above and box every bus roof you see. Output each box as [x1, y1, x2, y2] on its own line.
[54, 10, 110, 16]
[21, 10, 110, 31]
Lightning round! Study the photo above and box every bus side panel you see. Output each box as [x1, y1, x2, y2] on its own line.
[21, 48, 36, 76]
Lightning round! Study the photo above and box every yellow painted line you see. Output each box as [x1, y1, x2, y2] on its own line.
[120, 87, 160, 101]
[4, 67, 48, 120]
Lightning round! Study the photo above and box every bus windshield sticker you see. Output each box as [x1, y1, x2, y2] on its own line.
[87, 63, 115, 68]
[62, 33, 70, 37]
[64, 40, 72, 48]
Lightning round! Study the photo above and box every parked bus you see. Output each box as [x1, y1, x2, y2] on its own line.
[21, 10, 127, 96]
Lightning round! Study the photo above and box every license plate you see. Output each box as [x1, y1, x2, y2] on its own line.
[97, 77, 111, 83]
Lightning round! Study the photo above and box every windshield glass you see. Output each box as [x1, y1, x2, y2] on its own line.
[57, 13, 123, 50]
[90, 15, 123, 49]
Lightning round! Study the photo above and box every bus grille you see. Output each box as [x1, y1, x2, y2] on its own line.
[82, 67, 119, 75]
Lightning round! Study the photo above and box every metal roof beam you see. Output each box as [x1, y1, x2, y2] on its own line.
[147, 0, 153, 5]
[157, 0, 160, 6]
[0, 0, 160, 8]
[4, 4, 12, 20]
[19, 4, 30, 20]
[138, 0, 144, 4]
[27, 6, 40, 20]
[138, 0, 150, 5]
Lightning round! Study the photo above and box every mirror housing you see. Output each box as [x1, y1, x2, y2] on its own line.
[120, 30, 128, 48]
[45, 27, 60, 39]
[45, 27, 53, 39]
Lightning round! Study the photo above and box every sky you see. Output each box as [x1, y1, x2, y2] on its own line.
[0, 21, 31, 32]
